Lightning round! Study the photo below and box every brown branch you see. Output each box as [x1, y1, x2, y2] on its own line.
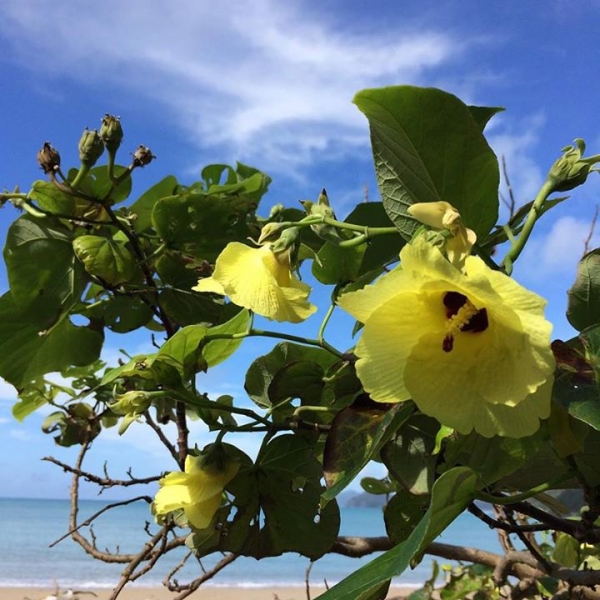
[143, 411, 180, 464]
[43, 455, 161, 488]
[163, 553, 238, 600]
[331, 536, 600, 593]
[49, 495, 153, 548]
[583, 204, 599, 256]
[500, 155, 516, 219]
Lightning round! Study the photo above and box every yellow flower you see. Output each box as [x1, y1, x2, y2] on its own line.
[193, 241, 316, 323]
[408, 201, 477, 267]
[337, 236, 555, 437]
[154, 455, 239, 529]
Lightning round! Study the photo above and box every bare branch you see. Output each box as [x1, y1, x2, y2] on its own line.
[49, 496, 153, 548]
[583, 204, 599, 256]
[43, 455, 160, 488]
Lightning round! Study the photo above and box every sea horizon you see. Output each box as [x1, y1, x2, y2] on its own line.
[0, 497, 501, 589]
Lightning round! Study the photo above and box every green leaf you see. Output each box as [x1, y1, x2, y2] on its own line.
[467, 105, 504, 131]
[156, 253, 226, 325]
[381, 415, 438, 495]
[29, 180, 75, 214]
[152, 164, 270, 260]
[68, 165, 132, 204]
[84, 296, 154, 333]
[12, 389, 48, 421]
[384, 489, 429, 545]
[190, 437, 340, 560]
[129, 175, 178, 233]
[345, 202, 404, 275]
[4, 215, 86, 321]
[322, 401, 414, 502]
[354, 86, 499, 241]
[553, 328, 600, 431]
[312, 241, 365, 285]
[156, 309, 249, 379]
[567, 249, 600, 331]
[317, 467, 478, 600]
[73, 235, 137, 286]
[0, 293, 103, 388]
[245, 342, 339, 409]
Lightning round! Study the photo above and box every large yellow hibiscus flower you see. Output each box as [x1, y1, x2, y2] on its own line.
[337, 236, 555, 437]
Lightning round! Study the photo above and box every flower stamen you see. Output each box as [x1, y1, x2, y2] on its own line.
[442, 291, 488, 352]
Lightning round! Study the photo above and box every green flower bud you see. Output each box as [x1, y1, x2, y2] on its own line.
[132, 145, 156, 167]
[270, 226, 301, 266]
[78, 128, 105, 168]
[301, 189, 342, 244]
[268, 203, 285, 219]
[111, 390, 152, 416]
[547, 139, 600, 193]
[36, 142, 61, 174]
[100, 114, 123, 154]
[258, 222, 285, 244]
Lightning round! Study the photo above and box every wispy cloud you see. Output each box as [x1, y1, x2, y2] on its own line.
[0, 0, 464, 173]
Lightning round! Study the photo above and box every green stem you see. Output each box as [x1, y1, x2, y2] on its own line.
[9, 197, 47, 218]
[70, 164, 91, 189]
[174, 390, 271, 427]
[475, 473, 574, 506]
[500, 179, 554, 274]
[318, 302, 336, 344]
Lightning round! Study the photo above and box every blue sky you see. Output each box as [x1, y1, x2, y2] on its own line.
[2, 0, 600, 499]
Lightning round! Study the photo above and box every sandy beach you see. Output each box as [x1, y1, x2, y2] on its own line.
[4, 586, 412, 600]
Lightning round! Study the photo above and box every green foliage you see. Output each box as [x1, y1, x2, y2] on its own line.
[353, 86, 499, 240]
[3, 82, 600, 598]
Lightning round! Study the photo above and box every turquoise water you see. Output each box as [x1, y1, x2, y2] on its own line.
[0, 498, 500, 588]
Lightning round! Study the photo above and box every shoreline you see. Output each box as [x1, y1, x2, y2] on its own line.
[1, 585, 414, 600]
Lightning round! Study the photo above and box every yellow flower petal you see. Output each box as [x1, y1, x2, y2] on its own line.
[184, 494, 224, 529]
[338, 236, 555, 438]
[153, 456, 239, 526]
[193, 242, 316, 323]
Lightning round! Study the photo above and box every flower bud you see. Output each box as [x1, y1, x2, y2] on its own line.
[546, 139, 600, 192]
[408, 201, 476, 267]
[78, 128, 105, 168]
[100, 114, 123, 154]
[132, 145, 156, 168]
[36, 142, 61, 174]
[270, 225, 300, 255]
[258, 222, 285, 244]
[111, 390, 152, 416]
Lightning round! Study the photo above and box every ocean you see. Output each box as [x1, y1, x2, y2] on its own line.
[0, 498, 501, 589]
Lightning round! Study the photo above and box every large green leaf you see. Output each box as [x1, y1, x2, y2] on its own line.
[354, 86, 499, 241]
[312, 241, 365, 285]
[3, 215, 86, 321]
[381, 415, 438, 495]
[553, 328, 600, 431]
[190, 436, 340, 560]
[0, 293, 103, 388]
[567, 249, 600, 332]
[129, 175, 178, 233]
[73, 235, 137, 286]
[245, 342, 339, 409]
[29, 180, 76, 214]
[322, 400, 414, 502]
[156, 309, 249, 379]
[345, 202, 404, 275]
[156, 252, 226, 325]
[67, 165, 132, 204]
[317, 467, 478, 600]
[152, 164, 270, 260]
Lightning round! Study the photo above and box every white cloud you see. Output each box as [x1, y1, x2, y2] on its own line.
[0, 0, 464, 173]
[516, 215, 598, 284]
[486, 112, 546, 216]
